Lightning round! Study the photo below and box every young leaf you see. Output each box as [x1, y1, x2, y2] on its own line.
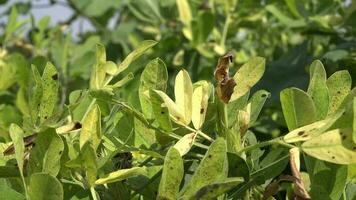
[80, 103, 101, 150]
[28, 173, 63, 200]
[191, 177, 244, 199]
[173, 132, 197, 156]
[307, 60, 329, 119]
[301, 129, 356, 164]
[180, 138, 227, 198]
[192, 81, 210, 129]
[28, 129, 64, 177]
[326, 70, 351, 115]
[283, 110, 343, 143]
[230, 57, 265, 102]
[175, 69, 193, 125]
[39, 62, 59, 123]
[139, 58, 168, 119]
[280, 87, 317, 131]
[95, 167, 147, 185]
[157, 148, 184, 200]
[117, 40, 158, 74]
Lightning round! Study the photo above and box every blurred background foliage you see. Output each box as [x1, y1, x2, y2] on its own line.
[0, 0, 355, 139]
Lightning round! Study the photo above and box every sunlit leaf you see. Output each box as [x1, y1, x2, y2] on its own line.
[192, 81, 210, 129]
[117, 40, 158, 74]
[283, 110, 343, 143]
[173, 132, 197, 156]
[230, 57, 265, 102]
[327, 70, 351, 115]
[95, 167, 147, 185]
[80, 103, 101, 150]
[157, 148, 184, 200]
[302, 129, 356, 164]
[175, 69, 193, 125]
[39, 62, 59, 123]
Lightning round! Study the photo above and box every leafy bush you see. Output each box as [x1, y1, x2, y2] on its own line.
[0, 0, 356, 200]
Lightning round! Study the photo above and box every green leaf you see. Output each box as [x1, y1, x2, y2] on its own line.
[28, 173, 63, 200]
[39, 62, 59, 123]
[0, 179, 24, 200]
[173, 132, 197, 156]
[248, 90, 270, 125]
[353, 98, 356, 143]
[265, 4, 306, 28]
[307, 60, 329, 119]
[80, 103, 101, 150]
[227, 152, 250, 180]
[90, 44, 107, 89]
[150, 90, 172, 132]
[326, 70, 351, 115]
[117, 40, 158, 74]
[29, 129, 64, 177]
[9, 124, 25, 180]
[180, 138, 227, 198]
[29, 64, 43, 124]
[192, 81, 210, 129]
[191, 177, 243, 199]
[283, 110, 343, 143]
[175, 69, 193, 125]
[280, 87, 317, 131]
[284, 0, 302, 18]
[301, 128, 356, 164]
[157, 148, 184, 200]
[139, 58, 168, 119]
[230, 57, 265, 102]
[0, 55, 18, 90]
[192, 11, 215, 45]
[66, 143, 97, 186]
[95, 167, 147, 185]
[304, 155, 347, 200]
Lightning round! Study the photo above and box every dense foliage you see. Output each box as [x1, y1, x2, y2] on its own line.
[0, 0, 356, 199]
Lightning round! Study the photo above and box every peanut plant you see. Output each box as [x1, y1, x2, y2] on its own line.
[1, 41, 356, 200]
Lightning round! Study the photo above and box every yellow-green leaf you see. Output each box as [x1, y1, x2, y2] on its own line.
[9, 124, 25, 178]
[176, 0, 192, 40]
[39, 62, 59, 123]
[301, 129, 356, 165]
[174, 132, 197, 156]
[230, 57, 265, 102]
[307, 60, 329, 119]
[284, 110, 343, 143]
[157, 148, 184, 200]
[327, 70, 351, 115]
[95, 167, 147, 185]
[175, 69, 193, 125]
[154, 90, 185, 124]
[80, 104, 101, 150]
[192, 81, 210, 129]
[117, 40, 158, 74]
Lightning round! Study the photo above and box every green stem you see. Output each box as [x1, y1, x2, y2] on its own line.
[220, 14, 231, 48]
[90, 187, 99, 200]
[238, 138, 296, 154]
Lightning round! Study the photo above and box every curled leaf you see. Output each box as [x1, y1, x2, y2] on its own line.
[174, 133, 197, 156]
